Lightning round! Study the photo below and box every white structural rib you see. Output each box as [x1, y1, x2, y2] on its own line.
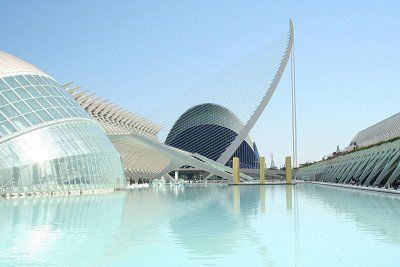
[65, 84, 162, 139]
[216, 19, 295, 165]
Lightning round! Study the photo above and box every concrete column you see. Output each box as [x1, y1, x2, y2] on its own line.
[233, 157, 240, 185]
[259, 157, 266, 184]
[174, 171, 179, 181]
[285, 156, 292, 184]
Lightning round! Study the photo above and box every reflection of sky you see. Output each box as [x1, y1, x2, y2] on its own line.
[0, 184, 400, 266]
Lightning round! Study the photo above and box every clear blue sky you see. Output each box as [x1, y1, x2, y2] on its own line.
[1, 0, 399, 166]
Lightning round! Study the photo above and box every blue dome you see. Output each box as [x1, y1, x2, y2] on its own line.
[166, 103, 259, 169]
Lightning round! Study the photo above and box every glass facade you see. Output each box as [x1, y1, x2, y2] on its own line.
[0, 74, 91, 138]
[0, 73, 125, 195]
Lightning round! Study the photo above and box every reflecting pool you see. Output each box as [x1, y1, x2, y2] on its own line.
[1, 184, 400, 266]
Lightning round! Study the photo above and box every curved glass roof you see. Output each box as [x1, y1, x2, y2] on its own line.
[0, 74, 91, 139]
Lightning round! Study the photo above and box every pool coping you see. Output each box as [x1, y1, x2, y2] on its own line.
[307, 181, 400, 195]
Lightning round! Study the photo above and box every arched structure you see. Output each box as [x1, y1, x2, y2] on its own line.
[67, 20, 295, 182]
[165, 103, 259, 169]
[0, 51, 125, 196]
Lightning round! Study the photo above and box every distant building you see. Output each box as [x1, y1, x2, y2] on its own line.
[165, 103, 259, 169]
[349, 112, 400, 148]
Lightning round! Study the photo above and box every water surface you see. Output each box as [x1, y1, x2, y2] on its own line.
[1, 184, 400, 266]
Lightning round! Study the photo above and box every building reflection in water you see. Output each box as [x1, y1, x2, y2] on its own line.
[286, 185, 293, 211]
[4, 184, 397, 266]
[233, 186, 240, 213]
[0, 193, 126, 266]
[298, 184, 400, 246]
[260, 186, 266, 213]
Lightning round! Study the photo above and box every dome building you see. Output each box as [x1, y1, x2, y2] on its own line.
[165, 103, 259, 169]
[0, 51, 125, 196]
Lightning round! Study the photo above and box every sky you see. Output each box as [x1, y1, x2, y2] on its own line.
[1, 0, 399, 167]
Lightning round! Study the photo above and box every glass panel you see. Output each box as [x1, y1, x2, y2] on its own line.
[33, 75, 47, 85]
[14, 75, 30, 86]
[14, 101, 32, 114]
[46, 97, 59, 107]
[0, 121, 16, 134]
[2, 90, 21, 102]
[15, 88, 31, 100]
[0, 79, 10, 91]
[0, 112, 6, 122]
[56, 107, 71, 118]
[55, 97, 67, 107]
[45, 86, 56, 95]
[3, 77, 20, 88]
[25, 75, 39, 85]
[36, 85, 50, 96]
[12, 116, 30, 129]
[0, 105, 19, 118]
[41, 77, 53, 86]
[47, 108, 62, 120]
[64, 107, 76, 117]
[54, 87, 66, 97]
[26, 99, 42, 111]
[25, 86, 41, 97]
[0, 125, 6, 137]
[36, 97, 51, 109]
[47, 78, 58, 87]
[0, 95, 8, 106]
[43, 86, 53, 96]
[36, 110, 53, 122]
[25, 112, 42, 125]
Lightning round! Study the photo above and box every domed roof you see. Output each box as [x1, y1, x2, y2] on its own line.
[166, 103, 253, 147]
[0, 50, 50, 79]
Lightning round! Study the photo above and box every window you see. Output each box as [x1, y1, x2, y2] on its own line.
[46, 97, 59, 107]
[25, 86, 41, 97]
[56, 107, 71, 118]
[12, 116, 30, 129]
[36, 97, 51, 109]
[55, 97, 67, 107]
[14, 75, 30, 86]
[0, 79, 10, 91]
[0, 105, 19, 118]
[36, 85, 50, 96]
[14, 101, 32, 114]
[47, 108, 63, 120]
[0, 121, 16, 134]
[2, 90, 21, 102]
[0, 112, 6, 122]
[37, 110, 53, 122]
[0, 95, 8, 106]
[25, 112, 42, 125]
[25, 75, 39, 85]
[26, 99, 42, 111]
[33, 75, 47, 85]
[3, 77, 20, 88]
[15, 88, 31, 99]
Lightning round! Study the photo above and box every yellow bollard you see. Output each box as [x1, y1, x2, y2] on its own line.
[233, 157, 240, 185]
[259, 157, 266, 184]
[285, 156, 292, 184]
